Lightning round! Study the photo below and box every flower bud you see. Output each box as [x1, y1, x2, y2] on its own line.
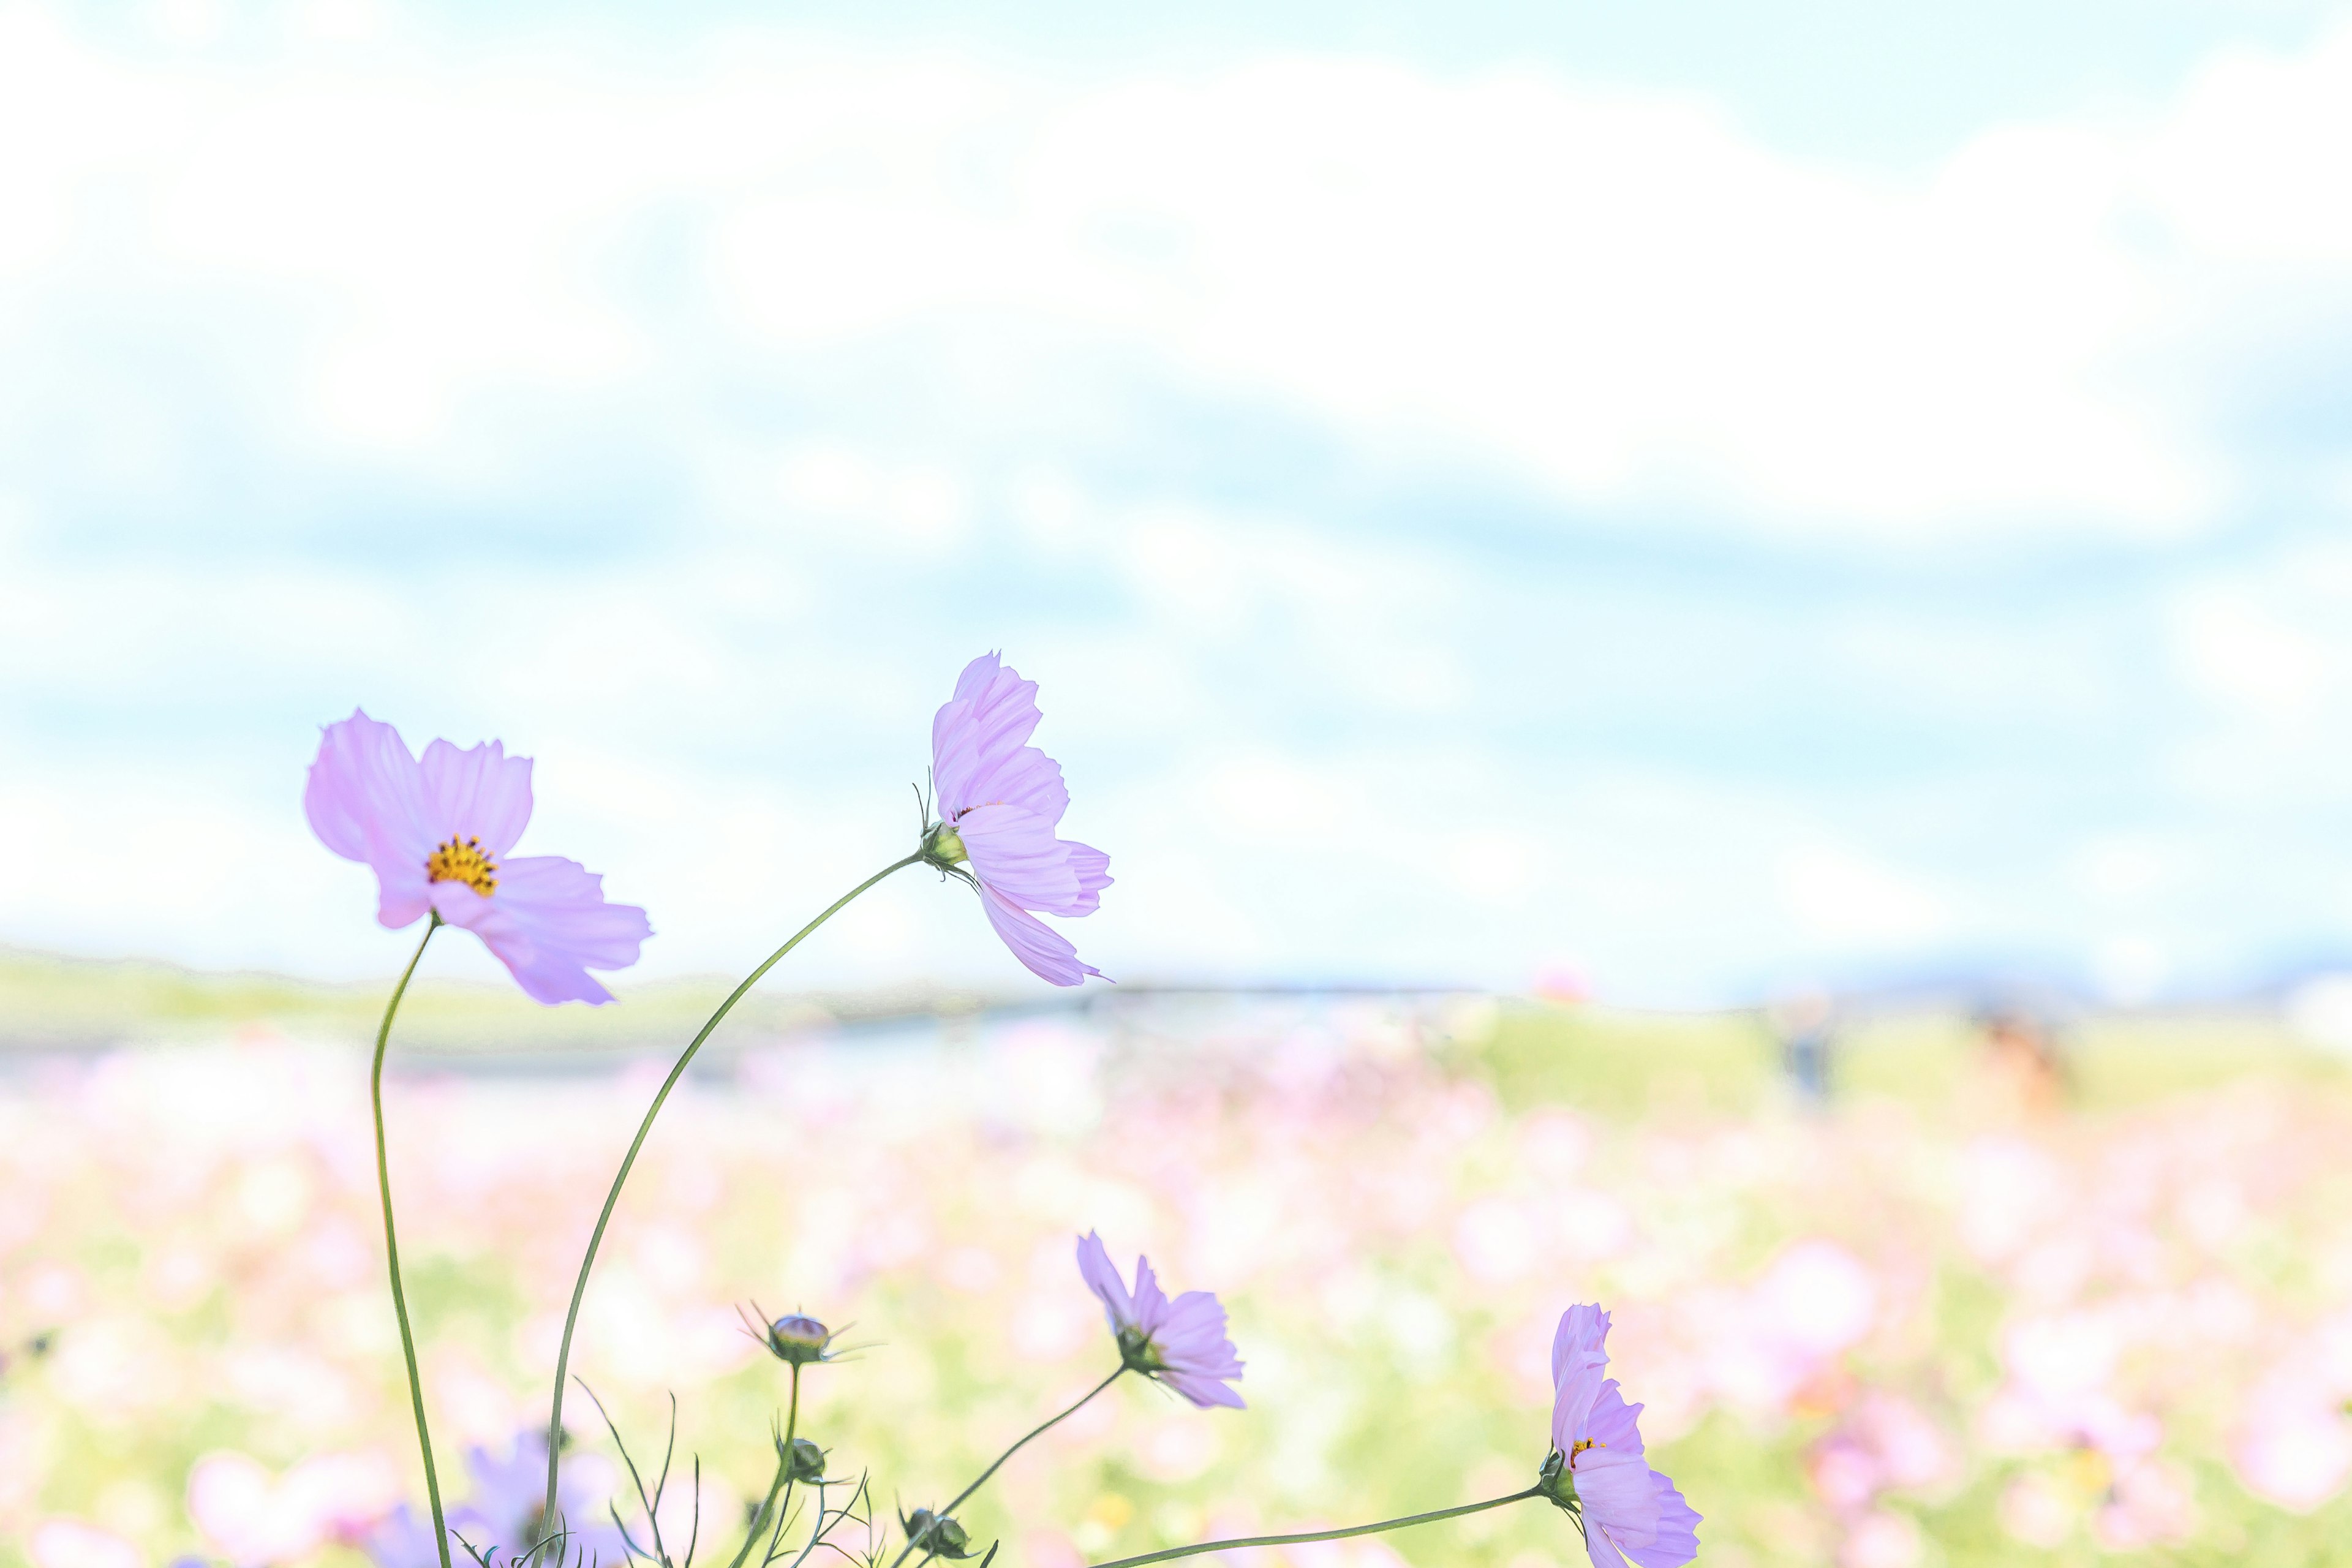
[1115, 1324, 1163, 1375]
[923, 824, 970, 867]
[1536, 1449, 1580, 1510]
[901, 1509, 974, 1558]
[783, 1436, 826, 1483]
[766, 1314, 834, 1365]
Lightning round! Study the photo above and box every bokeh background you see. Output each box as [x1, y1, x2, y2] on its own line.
[10, 1, 2352, 1564]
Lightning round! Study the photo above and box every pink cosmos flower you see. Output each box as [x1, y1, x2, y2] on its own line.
[1076, 1231, 1244, 1409]
[1546, 1305, 1701, 1568]
[922, 654, 1110, 986]
[306, 710, 650, 1005]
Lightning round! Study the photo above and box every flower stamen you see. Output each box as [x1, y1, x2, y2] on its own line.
[425, 835, 498, 896]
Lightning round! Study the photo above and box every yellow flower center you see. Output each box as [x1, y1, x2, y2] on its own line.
[425, 835, 498, 896]
[1572, 1439, 1602, 1457]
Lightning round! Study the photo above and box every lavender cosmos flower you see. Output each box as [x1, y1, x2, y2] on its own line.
[1076, 1231, 1245, 1409]
[368, 1431, 627, 1567]
[1544, 1305, 1702, 1568]
[920, 654, 1110, 986]
[306, 710, 650, 1004]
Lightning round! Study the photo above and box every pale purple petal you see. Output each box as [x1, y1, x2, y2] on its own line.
[306, 712, 444, 929]
[418, 737, 534, 856]
[1575, 1453, 1663, 1543]
[367, 837, 437, 930]
[306, 710, 427, 863]
[1153, 1288, 1246, 1405]
[1582, 1382, 1650, 1461]
[977, 886, 1101, 986]
[1160, 1369, 1248, 1410]
[957, 803, 1087, 913]
[1076, 1231, 1135, 1329]
[963, 745, 1070, 824]
[1581, 1528, 1632, 1568]
[931, 655, 1046, 818]
[1620, 1478, 1700, 1568]
[363, 1504, 442, 1568]
[445, 855, 652, 1006]
[1129, 1254, 1170, 1335]
[1551, 1306, 1613, 1455]
[450, 1430, 633, 1561]
[1572, 1382, 1694, 1568]
[1552, 1303, 1612, 1387]
[1063, 842, 1113, 916]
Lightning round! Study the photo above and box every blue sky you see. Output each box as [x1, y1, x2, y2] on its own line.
[6, 0, 2352, 1003]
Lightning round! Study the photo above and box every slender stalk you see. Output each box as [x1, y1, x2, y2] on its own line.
[372, 914, 450, 1568]
[539, 856, 924, 1556]
[731, 1363, 802, 1568]
[889, 1366, 1126, 1568]
[1082, 1488, 1545, 1568]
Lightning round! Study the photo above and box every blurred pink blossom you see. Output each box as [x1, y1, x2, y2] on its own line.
[189, 1450, 396, 1565]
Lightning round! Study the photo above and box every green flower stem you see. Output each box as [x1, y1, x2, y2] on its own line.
[372, 914, 450, 1568]
[539, 855, 924, 1559]
[730, 1362, 802, 1568]
[1082, 1488, 1546, 1568]
[888, 1365, 1126, 1568]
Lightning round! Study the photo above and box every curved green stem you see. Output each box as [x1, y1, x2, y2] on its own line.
[889, 1366, 1126, 1568]
[372, 914, 450, 1568]
[1082, 1488, 1545, 1568]
[731, 1363, 802, 1568]
[539, 856, 924, 1557]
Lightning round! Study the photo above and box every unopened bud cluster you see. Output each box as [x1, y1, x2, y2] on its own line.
[901, 1507, 976, 1559]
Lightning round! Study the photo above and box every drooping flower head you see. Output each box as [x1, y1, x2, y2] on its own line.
[921, 654, 1110, 986]
[306, 710, 650, 1005]
[1076, 1231, 1244, 1409]
[1540, 1305, 1701, 1568]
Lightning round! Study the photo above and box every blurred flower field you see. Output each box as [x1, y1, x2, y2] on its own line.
[7, 995, 2352, 1568]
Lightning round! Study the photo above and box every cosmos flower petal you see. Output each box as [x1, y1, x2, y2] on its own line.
[1553, 1303, 1612, 1386]
[1580, 1528, 1634, 1568]
[931, 654, 1045, 817]
[1621, 1479, 1702, 1568]
[1077, 1231, 1136, 1329]
[1550, 1303, 1615, 1454]
[1130, 1254, 1171, 1332]
[1575, 1456, 1665, 1544]
[957, 803, 1088, 913]
[978, 885, 1101, 986]
[971, 745, 1070, 824]
[366, 835, 437, 930]
[307, 710, 432, 867]
[459, 856, 652, 1006]
[1160, 1370, 1248, 1410]
[362, 1504, 443, 1568]
[1584, 1383, 1649, 1461]
[418, 737, 534, 856]
[1063, 842, 1113, 916]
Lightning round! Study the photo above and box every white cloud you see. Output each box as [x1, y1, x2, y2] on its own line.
[10, 8, 2352, 998]
[6, 11, 2351, 539]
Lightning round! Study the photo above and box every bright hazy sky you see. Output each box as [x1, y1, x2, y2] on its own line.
[7, 0, 2352, 1003]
